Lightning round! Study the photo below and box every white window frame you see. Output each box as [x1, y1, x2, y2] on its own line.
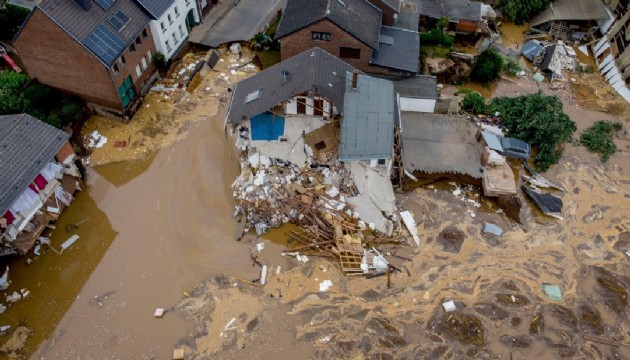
[141, 57, 148, 70]
[135, 64, 142, 77]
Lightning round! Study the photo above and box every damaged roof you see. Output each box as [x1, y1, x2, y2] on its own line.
[0, 114, 70, 215]
[394, 75, 438, 99]
[530, 0, 611, 26]
[371, 26, 419, 73]
[401, 112, 482, 179]
[226, 47, 357, 124]
[35, 0, 151, 66]
[339, 72, 395, 161]
[275, 0, 382, 49]
[411, 0, 482, 21]
[521, 40, 545, 62]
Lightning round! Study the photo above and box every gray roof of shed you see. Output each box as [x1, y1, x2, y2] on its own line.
[411, 0, 482, 21]
[339, 72, 395, 161]
[226, 47, 357, 124]
[530, 0, 611, 26]
[275, 0, 382, 49]
[0, 114, 70, 215]
[521, 40, 544, 62]
[401, 112, 482, 178]
[37, 0, 151, 66]
[135, 0, 172, 19]
[371, 26, 419, 73]
[394, 75, 438, 99]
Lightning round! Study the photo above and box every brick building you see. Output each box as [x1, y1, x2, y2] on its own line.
[14, 0, 159, 119]
[368, 0, 400, 26]
[275, 0, 419, 77]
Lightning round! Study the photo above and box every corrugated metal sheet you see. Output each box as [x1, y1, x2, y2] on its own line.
[0, 114, 70, 215]
[339, 72, 395, 161]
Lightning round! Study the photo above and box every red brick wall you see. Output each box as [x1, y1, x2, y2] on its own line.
[280, 19, 375, 72]
[14, 8, 121, 110]
[111, 25, 157, 95]
[55, 141, 75, 163]
[368, 0, 396, 26]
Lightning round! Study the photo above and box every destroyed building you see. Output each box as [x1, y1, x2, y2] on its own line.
[593, 0, 630, 103]
[0, 114, 81, 256]
[530, 0, 614, 44]
[275, 0, 420, 77]
[226, 47, 401, 245]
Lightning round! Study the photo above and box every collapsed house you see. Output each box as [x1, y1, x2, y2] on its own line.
[226, 48, 410, 273]
[0, 114, 81, 256]
[521, 40, 578, 80]
[529, 0, 614, 44]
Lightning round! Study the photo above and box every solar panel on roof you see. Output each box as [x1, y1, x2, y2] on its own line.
[95, 0, 115, 11]
[82, 24, 126, 65]
[108, 10, 129, 31]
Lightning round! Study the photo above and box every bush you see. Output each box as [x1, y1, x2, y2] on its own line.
[152, 52, 168, 72]
[0, 4, 30, 41]
[419, 26, 454, 47]
[462, 92, 486, 114]
[498, 0, 553, 25]
[503, 56, 523, 76]
[0, 71, 29, 94]
[580, 121, 623, 162]
[488, 91, 576, 171]
[472, 49, 504, 84]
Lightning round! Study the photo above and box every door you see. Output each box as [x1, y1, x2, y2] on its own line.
[313, 99, 323, 116]
[117, 76, 136, 108]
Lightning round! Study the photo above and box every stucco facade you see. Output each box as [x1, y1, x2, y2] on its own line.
[150, 0, 199, 60]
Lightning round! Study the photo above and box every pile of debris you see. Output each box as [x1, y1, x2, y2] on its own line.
[522, 39, 579, 84]
[231, 152, 409, 277]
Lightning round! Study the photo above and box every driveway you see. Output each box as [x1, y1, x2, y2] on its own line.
[190, 0, 286, 47]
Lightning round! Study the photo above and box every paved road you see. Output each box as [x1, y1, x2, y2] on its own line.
[190, 0, 286, 47]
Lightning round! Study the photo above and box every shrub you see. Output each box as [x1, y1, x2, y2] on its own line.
[580, 121, 623, 162]
[419, 27, 454, 47]
[152, 52, 168, 72]
[472, 49, 504, 84]
[503, 56, 523, 76]
[498, 0, 553, 25]
[0, 4, 30, 41]
[462, 92, 486, 115]
[0, 71, 29, 94]
[488, 91, 576, 171]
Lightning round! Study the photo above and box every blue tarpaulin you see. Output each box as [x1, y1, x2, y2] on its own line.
[250, 112, 285, 141]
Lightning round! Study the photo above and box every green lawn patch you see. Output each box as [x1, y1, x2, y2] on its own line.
[420, 46, 451, 58]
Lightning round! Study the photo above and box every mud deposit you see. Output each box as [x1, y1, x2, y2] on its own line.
[175, 131, 630, 359]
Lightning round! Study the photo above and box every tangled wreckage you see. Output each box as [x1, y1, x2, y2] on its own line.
[225, 48, 414, 275]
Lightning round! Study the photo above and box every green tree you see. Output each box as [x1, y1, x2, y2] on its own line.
[0, 71, 29, 94]
[472, 49, 504, 84]
[580, 121, 623, 162]
[498, 0, 554, 25]
[488, 91, 576, 171]
[152, 51, 168, 72]
[0, 4, 30, 41]
[462, 92, 486, 114]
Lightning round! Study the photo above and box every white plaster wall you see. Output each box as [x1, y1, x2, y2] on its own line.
[399, 97, 436, 113]
[150, 0, 199, 60]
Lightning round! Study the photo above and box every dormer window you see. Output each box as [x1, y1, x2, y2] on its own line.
[245, 90, 261, 103]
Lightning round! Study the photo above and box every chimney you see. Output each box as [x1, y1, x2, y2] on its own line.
[73, 0, 91, 11]
[351, 69, 358, 89]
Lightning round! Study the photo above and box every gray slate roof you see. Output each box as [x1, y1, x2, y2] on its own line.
[411, 0, 482, 21]
[226, 47, 357, 124]
[135, 0, 172, 19]
[395, 75, 438, 99]
[37, 0, 151, 66]
[275, 0, 382, 49]
[521, 40, 544, 62]
[371, 26, 419, 73]
[401, 112, 482, 179]
[0, 114, 70, 215]
[530, 0, 611, 26]
[339, 72, 395, 161]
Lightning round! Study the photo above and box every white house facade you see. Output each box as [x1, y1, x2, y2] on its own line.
[137, 0, 199, 60]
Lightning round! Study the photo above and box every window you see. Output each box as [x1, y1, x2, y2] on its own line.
[112, 63, 119, 75]
[174, 6, 179, 17]
[166, 39, 171, 52]
[160, 22, 166, 33]
[135, 64, 142, 77]
[168, 14, 173, 24]
[117, 76, 136, 108]
[135, 36, 142, 47]
[119, 55, 126, 68]
[377, 159, 386, 165]
[312, 31, 331, 41]
[179, 24, 184, 37]
[185, 0, 190, 5]
[339, 47, 361, 59]
[142, 28, 148, 39]
[129, 43, 136, 54]
[147, 49, 153, 61]
[141, 57, 148, 70]
[245, 90, 261, 103]
[172, 32, 178, 44]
